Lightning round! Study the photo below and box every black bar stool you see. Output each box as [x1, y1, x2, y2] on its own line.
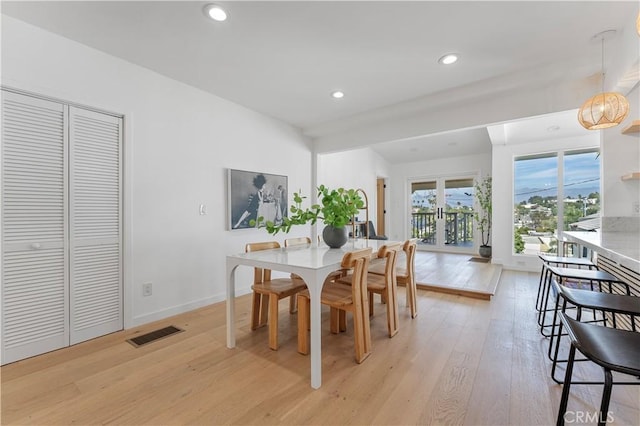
[536, 255, 596, 319]
[556, 313, 640, 426]
[549, 284, 640, 383]
[538, 266, 630, 338]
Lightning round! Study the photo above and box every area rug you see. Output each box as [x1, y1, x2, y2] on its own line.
[468, 257, 491, 263]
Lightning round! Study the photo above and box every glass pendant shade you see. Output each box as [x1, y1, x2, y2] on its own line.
[577, 92, 630, 130]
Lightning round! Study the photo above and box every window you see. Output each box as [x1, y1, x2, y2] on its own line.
[513, 149, 600, 255]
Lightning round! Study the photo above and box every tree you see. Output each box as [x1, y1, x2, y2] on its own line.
[514, 232, 524, 253]
[530, 210, 547, 230]
[473, 176, 492, 247]
[563, 203, 583, 230]
[528, 195, 544, 205]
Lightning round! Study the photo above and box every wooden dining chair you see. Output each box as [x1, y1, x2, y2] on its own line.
[366, 242, 403, 337]
[245, 241, 308, 351]
[336, 241, 403, 337]
[284, 236, 312, 312]
[398, 238, 418, 318]
[297, 247, 373, 364]
[284, 236, 312, 248]
[368, 238, 418, 319]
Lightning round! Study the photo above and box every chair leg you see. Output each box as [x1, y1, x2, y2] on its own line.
[289, 294, 298, 314]
[361, 296, 372, 357]
[368, 291, 374, 317]
[598, 369, 613, 426]
[268, 294, 279, 350]
[404, 280, 410, 307]
[329, 308, 347, 333]
[556, 344, 577, 426]
[259, 293, 269, 327]
[339, 310, 347, 332]
[398, 276, 415, 316]
[539, 272, 554, 329]
[352, 306, 371, 364]
[535, 264, 546, 312]
[251, 292, 262, 330]
[408, 279, 418, 318]
[330, 307, 340, 334]
[540, 277, 558, 337]
[386, 282, 399, 337]
[352, 308, 364, 363]
[551, 313, 566, 384]
[297, 294, 309, 355]
[548, 296, 564, 361]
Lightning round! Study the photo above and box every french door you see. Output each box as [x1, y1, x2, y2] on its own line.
[410, 175, 476, 253]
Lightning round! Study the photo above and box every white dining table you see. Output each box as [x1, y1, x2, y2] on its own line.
[226, 238, 390, 389]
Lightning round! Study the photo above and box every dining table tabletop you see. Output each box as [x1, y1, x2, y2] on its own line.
[226, 238, 394, 389]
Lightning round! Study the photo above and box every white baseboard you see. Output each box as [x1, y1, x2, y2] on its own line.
[130, 286, 253, 328]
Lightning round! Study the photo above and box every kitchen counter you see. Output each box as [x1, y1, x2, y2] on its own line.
[564, 231, 640, 274]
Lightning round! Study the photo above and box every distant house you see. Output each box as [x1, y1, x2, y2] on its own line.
[569, 214, 601, 231]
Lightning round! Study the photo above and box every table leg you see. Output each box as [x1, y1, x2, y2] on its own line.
[308, 278, 322, 389]
[226, 260, 238, 348]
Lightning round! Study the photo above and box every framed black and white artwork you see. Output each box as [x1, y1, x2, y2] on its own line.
[227, 169, 288, 230]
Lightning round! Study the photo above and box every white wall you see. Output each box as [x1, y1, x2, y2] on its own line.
[317, 147, 390, 229]
[1, 16, 313, 328]
[492, 134, 600, 271]
[387, 153, 492, 243]
[601, 83, 640, 223]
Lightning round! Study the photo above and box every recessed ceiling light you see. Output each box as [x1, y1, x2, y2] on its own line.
[438, 53, 458, 65]
[331, 91, 344, 99]
[203, 4, 227, 22]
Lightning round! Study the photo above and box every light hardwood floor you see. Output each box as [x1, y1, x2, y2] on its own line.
[2, 270, 639, 425]
[414, 251, 501, 299]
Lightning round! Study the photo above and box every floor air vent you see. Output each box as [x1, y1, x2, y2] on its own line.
[127, 325, 184, 347]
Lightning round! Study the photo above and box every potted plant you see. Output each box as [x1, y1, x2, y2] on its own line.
[474, 176, 492, 258]
[253, 184, 365, 248]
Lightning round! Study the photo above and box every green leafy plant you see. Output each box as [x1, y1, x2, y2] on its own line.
[474, 176, 492, 247]
[252, 184, 364, 235]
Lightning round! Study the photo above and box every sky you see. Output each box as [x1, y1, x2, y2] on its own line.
[412, 187, 475, 209]
[514, 151, 600, 203]
[411, 150, 600, 208]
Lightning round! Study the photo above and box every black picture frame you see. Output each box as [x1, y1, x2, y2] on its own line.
[227, 169, 288, 230]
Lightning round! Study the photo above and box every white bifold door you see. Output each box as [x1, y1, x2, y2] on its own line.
[1, 90, 122, 364]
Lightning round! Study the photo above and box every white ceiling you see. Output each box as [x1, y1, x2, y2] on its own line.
[2, 1, 639, 163]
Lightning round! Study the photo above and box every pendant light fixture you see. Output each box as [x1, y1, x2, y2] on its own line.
[577, 30, 629, 130]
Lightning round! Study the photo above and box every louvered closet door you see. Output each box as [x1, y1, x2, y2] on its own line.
[69, 107, 122, 344]
[1, 91, 69, 363]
